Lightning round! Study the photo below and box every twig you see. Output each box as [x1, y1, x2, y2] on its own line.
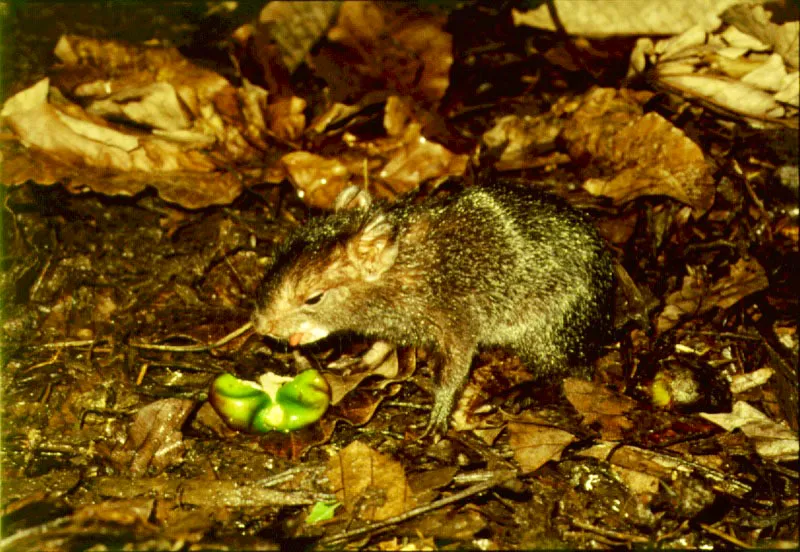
[0, 516, 71, 552]
[699, 523, 753, 548]
[38, 340, 96, 350]
[256, 463, 327, 488]
[570, 519, 650, 544]
[128, 322, 253, 352]
[318, 470, 517, 547]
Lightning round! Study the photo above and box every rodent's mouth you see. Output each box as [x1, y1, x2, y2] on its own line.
[251, 312, 330, 346]
[288, 328, 330, 346]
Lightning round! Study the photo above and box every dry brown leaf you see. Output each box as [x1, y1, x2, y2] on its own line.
[309, 102, 363, 133]
[658, 74, 787, 118]
[283, 96, 468, 208]
[406, 508, 488, 541]
[325, 343, 408, 406]
[722, 4, 799, 70]
[481, 113, 568, 171]
[377, 122, 469, 191]
[563, 378, 636, 441]
[656, 258, 769, 334]
[701, 401, 799, 462]
[324, 383, 403, 431]
[629, 5, 799, 126]
[730, 367, 774, 394]
[582, 443, 752, 499]
[53, 35, 268, 161]
[256, 1, 341, 73]
[561, 88, 714, 215]
[507, 413, 576, 474]
[327, 2, 453, 103]
[109, 398, 194, 476]
[280, 151, 353, 208]
[370, 96, 469, 192]
[0, 35, 291, 209]
[1, 127, 239, 208]
[512, 0, 743, 37]
[326, 441, 416, 521]
[266, 96, 307, 142]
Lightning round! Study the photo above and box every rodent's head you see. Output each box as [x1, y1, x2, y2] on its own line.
[253, 187, 399, 346]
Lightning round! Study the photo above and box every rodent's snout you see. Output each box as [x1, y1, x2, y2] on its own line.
[251, 311, 274, 336]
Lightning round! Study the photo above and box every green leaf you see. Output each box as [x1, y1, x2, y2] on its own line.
[306, 500, 340, 524]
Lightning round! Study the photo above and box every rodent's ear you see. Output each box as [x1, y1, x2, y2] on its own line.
[334, 186, 373, 212]
[347, 214, 398, 281]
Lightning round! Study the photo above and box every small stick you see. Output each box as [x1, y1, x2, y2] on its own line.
[699, 522, 753, 549]
[128, 322, 253, 352]
[318, 470, 517, 547]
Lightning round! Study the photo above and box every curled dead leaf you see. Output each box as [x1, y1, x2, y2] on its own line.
[109, 398, 194, 476]
[629, 5, 799, 127]
[656, 258, 769, 334]
[482, 113, 566, 172]
[0, 35, 293, 208]
[701, 401, 798, 462]
[379, 127, 468, 190]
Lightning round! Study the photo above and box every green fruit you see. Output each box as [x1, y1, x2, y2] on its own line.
[209, 370, 330, 433]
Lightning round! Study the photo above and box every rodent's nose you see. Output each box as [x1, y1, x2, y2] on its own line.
[251, 313, 273, 335]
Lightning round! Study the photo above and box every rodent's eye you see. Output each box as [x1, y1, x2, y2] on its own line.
[304, 291, 325, 306]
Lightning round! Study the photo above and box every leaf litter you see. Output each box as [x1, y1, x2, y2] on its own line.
[0, 1, 797, 550]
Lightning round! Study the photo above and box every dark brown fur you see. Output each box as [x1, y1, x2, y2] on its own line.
[254, 182, 615, 433]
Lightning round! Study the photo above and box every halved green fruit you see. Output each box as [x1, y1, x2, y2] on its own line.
[209, 370, 330, 433]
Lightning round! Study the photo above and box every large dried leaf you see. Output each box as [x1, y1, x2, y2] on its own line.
[327, 2, 453, 103]
[512, 0, 746, 36]
[282, 96, 468, 208]
[656, 258, 769, 334]
[563, 378, 637, 441]
[109, 398, 194, 476]
[701, 401, 798, 461]
[0, 35, 293, 208]
[560, 88, 714, 215]
[280, 151, 354, 208]
[481, 113, 567, 172]
[507, 412, 576, 474]
[629, 5, 799, 127]
[326, 441, 416, 521]
[325, 342, 406, 406]
[580, 443, 752, 499]
[722, 4, 799, 70]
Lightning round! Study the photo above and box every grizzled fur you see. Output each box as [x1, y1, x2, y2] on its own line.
[253, 182, 614, 433]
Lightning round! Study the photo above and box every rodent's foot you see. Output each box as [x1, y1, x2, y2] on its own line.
[420, 400, 453, 440]
[418, 418, 445, 442]
[327, 341, 394, 371]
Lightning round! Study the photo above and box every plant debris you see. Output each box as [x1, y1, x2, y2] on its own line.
[1, 1, 797, 550]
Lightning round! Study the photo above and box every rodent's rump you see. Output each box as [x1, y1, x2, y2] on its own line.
[253, 181, 615, 433]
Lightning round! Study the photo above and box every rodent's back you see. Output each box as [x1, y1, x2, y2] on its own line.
[257, 182, 613, 371]
[378, 184, 612, 373]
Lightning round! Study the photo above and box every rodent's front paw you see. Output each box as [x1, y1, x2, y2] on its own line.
[327, 340, 394, 371]
[421, 397, 454, 439]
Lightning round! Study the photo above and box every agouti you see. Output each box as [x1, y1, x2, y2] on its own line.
[253, 181, 615, 434]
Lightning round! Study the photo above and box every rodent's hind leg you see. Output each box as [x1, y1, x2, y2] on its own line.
[423, 344, 475, 437]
